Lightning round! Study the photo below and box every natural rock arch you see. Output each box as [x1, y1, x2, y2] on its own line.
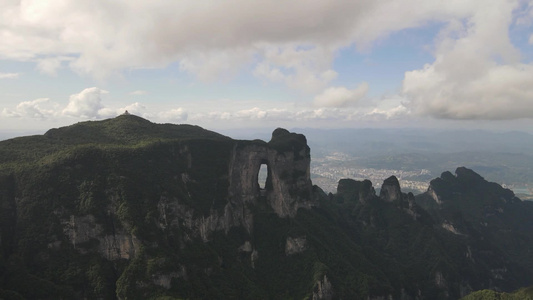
[228, 129, 314, 218]
[257, 159, 271, 192]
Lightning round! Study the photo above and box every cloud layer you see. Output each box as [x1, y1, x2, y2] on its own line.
[0, 1, 489, 81]
[2, 98, 55, 119]
[2, 87, 407, 128]
[403, 1, 533, 119]
[1, 0, 533, 122]
[314, 83, 369, 107]
[0, 72, 20, 79]
[2, 88, 154, 121]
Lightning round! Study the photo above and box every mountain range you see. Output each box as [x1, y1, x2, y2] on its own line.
[1, 115, 533, 299]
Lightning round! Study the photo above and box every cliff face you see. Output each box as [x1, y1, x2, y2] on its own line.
[0, 174, 16, 259]
[336, 178, 375, 204]
[228, 128, 313, 220]
[330, 170, 533, 299]
[150, 129, 314, 242]
[0, 118, 320, 299]
[56, 126, 315, 248]
[415, 167, 533, 294]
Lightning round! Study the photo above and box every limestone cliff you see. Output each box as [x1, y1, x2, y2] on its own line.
[149, 127, 315, 242]
[336, 178, 375, 204]
[0, 118, 320, 299]
[379, 175, 403, 202]
[228, 128, 313, 220]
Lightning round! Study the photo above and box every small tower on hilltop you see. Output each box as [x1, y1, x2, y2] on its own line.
[122, 110, 130, 115]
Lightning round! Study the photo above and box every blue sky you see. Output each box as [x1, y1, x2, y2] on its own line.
[1, 0, 533, 138]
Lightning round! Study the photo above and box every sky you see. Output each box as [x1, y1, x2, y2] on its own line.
[2, 0, 533, 138]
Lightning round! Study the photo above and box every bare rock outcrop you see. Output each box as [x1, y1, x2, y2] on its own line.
[313, 275, 333, 300]
[157, 128, 316, 242]
[228, 128, 314, 220]
[380, 176, 402, 202]
[63, 214, 140, 260]
[336, 178, 375, 204]
[285, 236, 307, 255]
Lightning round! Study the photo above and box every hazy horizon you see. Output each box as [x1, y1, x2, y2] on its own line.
[3, 118, 533, 142]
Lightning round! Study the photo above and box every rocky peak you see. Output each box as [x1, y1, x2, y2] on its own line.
[423, 167, 518, 208]
[228, 128, 314, 220]
[455, 166, 486, 186]
[424, 168, 477, 206]
[271, 127, 290, 138]
[380, 175, 402, 202]
[157, 128, 315, 241]
[430, 167, 487, 194]
[336, 178, 375, 204]
[268, 127, 309, 156]
[440, 171, 456, 182]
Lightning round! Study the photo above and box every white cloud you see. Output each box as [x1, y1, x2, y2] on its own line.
[62, 87, 109, 118]
[313, 83, 369, 107]
[117, 102, 151, 118]
[129, 90, 148, 96]
[0, 72, 20, 79]
[1, 88, 151, 122]
[0, 92, 402, 127]
[36, 56, 70, 75]
[515, 1, 533, 26]
[179, 49, 253, 82]
[187, 105, 397, 126]
[159, 107, 188, 122]
[294, 108, 339, 121]
[2, 0, 533, 121]
[253, 62, 285, 83]
[0, 0, 502, 91]
[405, 63, 533, 119]
[1, 98, 56, 119]
[403, 1, 533, 120]
[365, 105, 410, 120]
[361, 94, 411, 120]
[97, 107, 116, 118]
[234, 107, 268, 120]
[253, 45, 339, 92]
[189, 107, 293, 123]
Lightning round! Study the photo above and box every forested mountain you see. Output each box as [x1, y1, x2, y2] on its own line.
[1, 115, 532, 299]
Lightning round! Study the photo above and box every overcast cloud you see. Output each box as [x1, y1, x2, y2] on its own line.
[403, 1, 533, 119]
[1, 0, 533, 123]
[0, 72, 20, 79]
[314, 83, 369, 107]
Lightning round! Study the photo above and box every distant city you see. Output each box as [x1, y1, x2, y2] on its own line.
[311, 151, 430, 194]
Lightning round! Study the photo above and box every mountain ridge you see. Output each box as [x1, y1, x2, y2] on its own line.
[1, 115, 532, 299]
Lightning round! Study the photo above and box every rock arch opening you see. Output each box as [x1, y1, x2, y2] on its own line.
[257, 159, 274, 193]
[258, 163, 268, 190]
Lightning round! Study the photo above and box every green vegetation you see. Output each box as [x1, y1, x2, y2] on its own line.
[1, 116, 533, 299]
[0, 114, 229, 174]
[461, 286, 533, 299]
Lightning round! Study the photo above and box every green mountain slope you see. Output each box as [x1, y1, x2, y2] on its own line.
[461, 286, 533, 300]
[1, 116, 532, 299]
[0, 114, 229, 171]
[416, 167, 533, 290]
